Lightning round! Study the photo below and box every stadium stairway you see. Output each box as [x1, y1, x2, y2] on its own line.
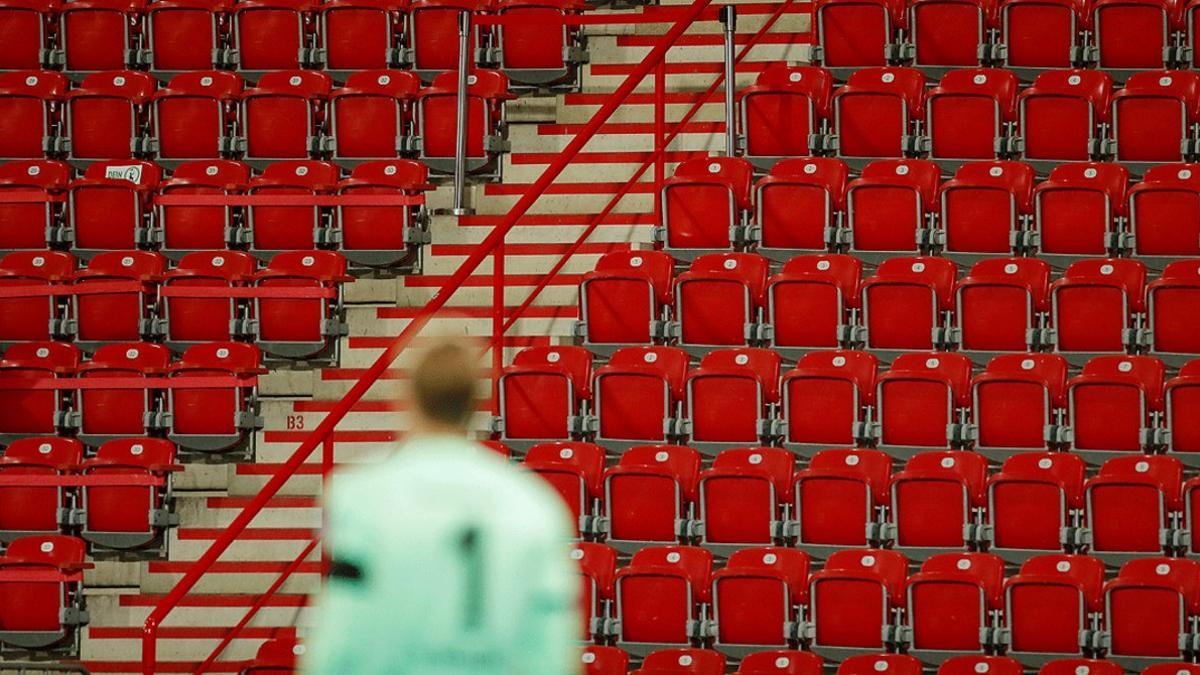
[59, 2, 813, 673]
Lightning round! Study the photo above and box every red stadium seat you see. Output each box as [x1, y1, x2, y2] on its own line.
[1094, 0, 1185, 75]
[238, 71, 332, 164]
[334, 159, 432, 269]
[970, 353, 1069, 458]
[66, 159, 161, 258]
[683, 348, 781, 455]
[0, 251, 76, 345]
[155, 160, 252, 259]
[0, 342, 79, 444]
[158, 250, 257, 350]
[635, 648, 726, 675]
[581, 644, 627, 675]
[493, 0, 589, 88]
[0, 160, 71, 252]
[697, 448, 795, 549]
[79, 437, 179, 550]
[659, 156, 754, 257]
[406, 0, 490, 81]
[523, 441, 605, 537]
[1085, 456, 1183, 561]
[1148, 261, 1200, 360]
[1128, 163, 1200, 265]
[734, 650, 824, 675]
[844, 159, 941, 257]
[245, 160, 340, 259]
[577, 250, 675, 349]
[0, 0, 58, 71]
[0, 437, 83, 542]
[672, 253, 770, 352]
[1002, 555, 1105, 663]
[64, 71, 157, 163]
[56, 0, 144, 74]
[497, 345, 592, 446]
[0, 71, 68, 161]
[74, 341, 170, 446]
[241, 635, 303, 674]
[1103, 557, 1200, 665]
[1111, 71, 1200, 166]
[1017, 70, 1113, 166]
[1039, 660, 1124, 675]
[939, 657, 1023, 675]
[600, 444, 700, 550]
[861, 257, 958, 352]
[317, 0, 406, 72]
[908, 0, 995, 70]
[998, 0, 1090, 72]
[0, 535, 91, 651]
[813, 0, 907, 75]
[832, 67, 926, 161]
[1067, 355, 1166, 459]
[781, 350, 877, 451]
[1032, 162, 1129, 261]
[985, 451, 1086, 557]
[166, 342, 264, 453]
[150, 72, 244, 164]
[710, 547, 810, 650]
[738, 64, 834, 169]
[805, 549, 908, 657]
[876, 352, 973, 455]
[753, 158, 849, 260]
[574, 542, 617, 641]
[1049, 258, 1147, 359]
[793, 448, 893, 554]
[613, 545, 713, 650]
[1143, 665, 1200, 675]
[837, 655, 923, 675]
[954, 257, 1050, 356]
[415, 69, 514, 175]
[328, 70, 420, 163]
[938, 161, 1035, 259]
[903, 552, 1006, 659]
[144, 0, 229, 72]
[230, 0, 316, 72]
[889, 450, 988, 554]
[70, 250, 165, 351]
[925, 69, 1020, 164]
[766, 254, 862, 355]
[1167, 359, 1200, 462]
[590, 346, 689, 448]
[248, 250, 350, 360]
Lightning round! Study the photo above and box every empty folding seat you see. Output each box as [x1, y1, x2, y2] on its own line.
[832, 67, 926, 161]
[1103, 557, 1200, 664]
[781, 350, 877, 451]
[708, 547, 810, 650]
[0, 0, 57, 71]
[804, 549, 908, 656]
[70, 250, 164, 350]
[861, 257, 958, 352]
[683, 348, 781, 454]
[1148, 261, 1200, 361]
[0, 71, 68, 160]
[955, 257, 1051, 355]
[79, 437, 179, 549]
[247, 250, 350, 360]
[581, 645, 627, 675]
[493, 0, 590, 88]
[577, 250, 675, 350]
[522, 441, 605, 535]
[672, 254, 769, 352]
[1039, 660, 1124, 675]
[144, 0, 228, 72]
[843, 159, 941, 256]
[0, 251, 76, 345]
[574, 542, 617, 640]
[66, 160, 161, 257]
[0, 160, 70, 252]
[1111, 71, 1200, 166]
[317, 0, 406, 72]
[496, 345, 592, 446]
[658, 156, 754, 257]
[738, 64, 834, 169]
[938, 161, 1035, 258]
[613, 545, 713, 649]
[0, 535, 90, 651]
[154, 160, 250, 259]
[813, 0, 907, 74]
[890, 450, 988, 554]
[1143, 665, 1200, 675]
[165, 342, 264, 453]
[0, 342, 78, 444]
[939, 656, 1024, 675]
[239, 71, 332, 164]
[230, 0, 316, 72]
[908, 0, 995, 70]
[0, 437, 83, 542]
[997, 0, 1090, 71]
[1032, 162, 1129, 260]
[242, 636, 302, 674]
[838, 655, 923, 675]
[64, 71, 157, 162]
[793, 448, 892, 553]
[753, 158, 849, 260]
[334, 159, 432, 269]
[903, 552, 1006, 659]
[1002, 554, 1105, 662]
[766, 255, 861, 354]
[56, 0, 144, 74]
[985, 452, 1086, 556]
[73, 342, 170, 446]
[415, 69, 514, 174]
[1094, 0, 1185, 75]
[924, 69, 1020, 164]
[244, 160, 340, 259]
[1017, 70, 1113, 166]
[636, 648, 726, 675]
[328, 70, 420, 163]
[150, 72, 244, 163]
[697, 448, 795, 549]
[590, 346, 689, 448]
[600, 444, 700, 550]
[1128, 163, 1200, 264]
[1049, 258, 1147, 359]
[1085, 456, 1183, 559]
[734, 650, 824, 675]
[1166, 360, 1200, 460]
[970, 353, 1069, 457]
[157, 251, 255, 350]
[876, 353, 973, 455]
[406, 0, 490, 81]
[1067, 355, 1165, 459]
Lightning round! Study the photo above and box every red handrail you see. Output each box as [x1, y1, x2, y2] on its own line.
[141, 0, 717, 671]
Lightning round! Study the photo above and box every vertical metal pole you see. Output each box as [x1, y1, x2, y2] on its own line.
[453, 10, 471, 215]
[720, 5, 737, 157]
[653, 60, 666, 231]
[492, 239, 504, 416]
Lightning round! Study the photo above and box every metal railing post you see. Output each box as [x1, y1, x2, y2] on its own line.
[721, 5, 737, 157]
[492, 238, 504, 415]
[453, 10, 472, 215]
[654, 61, 666, 228]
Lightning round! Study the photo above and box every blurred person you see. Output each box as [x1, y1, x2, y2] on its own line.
[304, 336, 579, 674]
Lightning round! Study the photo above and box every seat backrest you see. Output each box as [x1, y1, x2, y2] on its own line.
[161, 71, 244, 99]
[592, 250, 676, 303]
[791, 349, 879, 399]
[0, 70, 68, 99]
[748, 63, 835, 115]
[1159, 259, 1200, 283]
[1141, 162, 1200, 185]
[1119, 70, 1200, 105]
[427, 68, 512, 99]
[1038, 660, 1124, 675]
[778, 254, 862, 301]
[249, 70, 332, 98]
[5, 534, 87, 567]
[735, 650, 823, 675]
[0, 251, 76, 280]
[697, 348, 782, 398]
[2, 437, 84, 467]
[617, 445, 702, 498]
[998, 452, 1087, 498]
[525, 442, 605, 489]
[253, 160, 341, 188]
[641, 648, 726, 674]
[91, 437, 176, 468]
[844, 67, 927, 109]
[0, 341, 80, 372]
[723, 546, 811, 591]
[824, 548, 909, 597]
[1115, 557, 1200, 610]
[965, 257, 1051, 303]
[345, 159, 430, 188]
[80, 250, 166, 279]
[837, 654, 924, 675]
[261, 250, 348, 281]
[175, 342, 262, 373]
[859, 159, 942, 204]
[807, 448, 894, 505]
[167, 160, 252, 186]
[1096, 455, 1183, 504]
[948, 160, 1036, 209]
[173, 251, 258, 280]
[581, 645, 628, 675]
[0, 160, 71, 189]
[1016, 554, 1106, 606]
[871, 257, 958, 310]
[917, 552, 1006, 605]
[1061, 258, 1148, 310]
[573, 542, 617, 598]
[86, 342, 172, 372]
[1023, 69, 1114, 113]
[671, 156, 755, 202]
[511, 346, 592, 401]
[710, 447, 795, 497]
[338, 69, 421, 98]
[606, 346, 690, 391]
[904, 450, 990, 499]
[80, 159, 162, 188]
[627, 545, 714, 600]
[888, 351, 974, 405]
[1042, 162, 1129, 201]
[937, 656, 1024, 675]
[76, 71, 158, 102]
[933, 68, 1019, 116]
[688, 253, 771, 299]
[1078, 354, 1166, 404]
[766, 158, 850, 199]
